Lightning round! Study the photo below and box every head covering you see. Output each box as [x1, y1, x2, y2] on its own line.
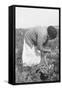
[47, 26, 57, 40]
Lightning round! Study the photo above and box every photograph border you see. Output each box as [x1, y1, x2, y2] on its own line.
[8, 5, 61, 85]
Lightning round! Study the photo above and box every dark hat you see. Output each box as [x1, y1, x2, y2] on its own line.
[47, 26, 57, 39]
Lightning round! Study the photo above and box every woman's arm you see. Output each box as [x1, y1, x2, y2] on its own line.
[40, 46, 51, 53]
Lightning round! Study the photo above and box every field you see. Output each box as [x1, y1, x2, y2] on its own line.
[15, 26, 60, 83]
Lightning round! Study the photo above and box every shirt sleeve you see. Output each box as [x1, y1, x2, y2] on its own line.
[37, 27, 48, 51]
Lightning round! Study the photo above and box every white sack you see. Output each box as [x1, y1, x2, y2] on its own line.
[22, 39, 41, 66]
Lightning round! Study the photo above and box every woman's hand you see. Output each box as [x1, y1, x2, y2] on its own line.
[34, 46, 41, 56]
[40, 47, 51, 54]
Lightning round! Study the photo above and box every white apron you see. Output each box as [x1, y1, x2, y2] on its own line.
[22, 39, 41, 67]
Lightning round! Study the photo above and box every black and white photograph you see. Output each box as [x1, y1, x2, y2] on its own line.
[9, 5, 60, 84]
[15, 6, 60, 84]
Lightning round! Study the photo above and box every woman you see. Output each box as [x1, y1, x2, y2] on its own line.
[22, 26, 57, 67]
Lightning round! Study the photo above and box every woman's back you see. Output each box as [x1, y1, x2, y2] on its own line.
[25, 26, 47, 50]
